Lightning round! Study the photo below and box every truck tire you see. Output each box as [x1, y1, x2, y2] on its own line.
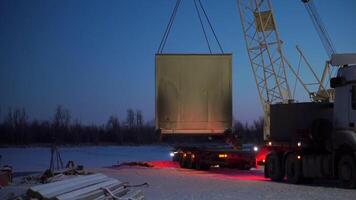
[179, 154, 189, 169]
[187, 154, 196, 169]
[265, 152, 284, 181]
[238, 162, 251, 170]
[196, 158, 210, 171]
[338, 155, 356, 189]
[172, 153, 181, 162]
[285, 154, 303, 184]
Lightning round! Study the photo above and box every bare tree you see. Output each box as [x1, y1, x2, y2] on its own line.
[107, 115, 122, 143]
[107, 115, 120, 129]
[0, 106, 162, 145]
[51, 105, 71, 143]
[5, 107, 13, 127]
[126, 109, 135, 129]
[53, 105, 71, 129]
[13, 108, 28, 127]
[136, 110, 143, 128]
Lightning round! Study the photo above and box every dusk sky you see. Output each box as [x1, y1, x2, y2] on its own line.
[1, 0, 355, 125]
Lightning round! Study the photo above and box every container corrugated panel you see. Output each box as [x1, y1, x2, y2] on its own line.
[155, 54, 232, 135]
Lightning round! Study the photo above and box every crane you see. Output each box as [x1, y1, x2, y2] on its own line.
[237, 0, 356, 187]
[237, 0, 293, 140]
[237, 0, 338, 141]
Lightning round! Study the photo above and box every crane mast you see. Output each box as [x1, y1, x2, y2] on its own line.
[237, 0, 292, 140]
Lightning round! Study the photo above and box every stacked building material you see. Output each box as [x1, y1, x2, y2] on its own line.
[27, 173, 144, 200]
[0, 165, 12, 187]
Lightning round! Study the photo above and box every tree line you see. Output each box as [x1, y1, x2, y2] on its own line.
[0, 106, 263, 145]
[233, 117, 264, 145]
[0, 106, 158, 145]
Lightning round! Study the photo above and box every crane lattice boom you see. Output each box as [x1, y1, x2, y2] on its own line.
[237, 0, 292, 139]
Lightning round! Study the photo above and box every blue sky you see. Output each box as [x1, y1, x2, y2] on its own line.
[1, 0, 355, 124]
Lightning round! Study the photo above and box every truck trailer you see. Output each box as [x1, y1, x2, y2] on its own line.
[155, 54, 256, 170]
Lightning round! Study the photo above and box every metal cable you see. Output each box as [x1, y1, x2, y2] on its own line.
[197, 0, 224, 53]
[161, 0, 181, 52]
[194, 0, 212, 53]
[157, 0, 181, 53]
[157, 0, 224, 54]
[158, 0, 179, 53]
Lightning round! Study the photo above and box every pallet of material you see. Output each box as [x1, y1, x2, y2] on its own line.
[27, 173, 144, 200]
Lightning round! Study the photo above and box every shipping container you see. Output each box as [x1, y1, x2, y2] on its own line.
[155, 54, 232, 135]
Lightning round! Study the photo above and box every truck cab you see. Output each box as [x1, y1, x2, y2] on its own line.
[332, 64, 356, 153]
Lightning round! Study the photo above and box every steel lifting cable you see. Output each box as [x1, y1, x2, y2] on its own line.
[194, 0, 212, 53]
[197, 0, 224, 53]
[157, 0, 181, 54]
[157, 0, 224, 54]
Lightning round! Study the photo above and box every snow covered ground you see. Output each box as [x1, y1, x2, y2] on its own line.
[95, 165, 356, 200]
[2, 145, 356, 199]
[0, 145, 171, 172]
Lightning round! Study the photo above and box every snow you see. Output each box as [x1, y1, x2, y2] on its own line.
[2, 145, 356, 199]
[95, 166, 356, 200]
[0, 145, 171, 172]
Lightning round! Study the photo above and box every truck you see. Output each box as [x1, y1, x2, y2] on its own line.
[262, 55, 356, 188]
[237, 0, 356, 188]
[155, 54, 256, 170]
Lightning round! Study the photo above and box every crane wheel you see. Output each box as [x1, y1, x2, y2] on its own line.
[285, 153, 303, 184]
[338, 155, 356, 189]
[265, 152, 284, 181]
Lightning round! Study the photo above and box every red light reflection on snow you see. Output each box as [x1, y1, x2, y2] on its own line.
[147, 160, 179, 168]
[148, 160, 267, 181]
[255, 146, 269, 164]
[209, 168, 267, 181]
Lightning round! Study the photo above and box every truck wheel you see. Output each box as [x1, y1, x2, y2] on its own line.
[187, 154, 196, 169]
[238, 163, 251, 170]
[285, 154, 303, 184]
[338, 155, 356, 189]
[179, 154, 188, 169]
[265, 152, 284, 181]
[196, 158, 210, 171]
[172, 153, 181, 162]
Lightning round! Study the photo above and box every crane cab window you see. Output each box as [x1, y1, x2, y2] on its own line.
[352, 85, 356, 110]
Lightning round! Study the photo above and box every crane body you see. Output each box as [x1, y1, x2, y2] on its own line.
[237, 0, 356, 188]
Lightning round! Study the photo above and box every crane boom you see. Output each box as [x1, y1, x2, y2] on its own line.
[301, 0, 336, 58]
[237, 0, 292, 140]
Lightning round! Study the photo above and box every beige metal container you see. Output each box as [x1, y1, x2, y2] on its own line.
[155, 54, 232, 135]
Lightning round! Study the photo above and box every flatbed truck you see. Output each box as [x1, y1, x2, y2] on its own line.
[155, 54, 256, 171]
